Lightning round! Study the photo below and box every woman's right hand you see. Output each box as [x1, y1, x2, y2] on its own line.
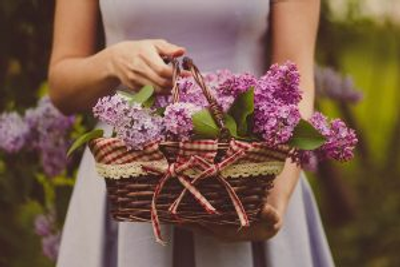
[106, 39, 186, 93]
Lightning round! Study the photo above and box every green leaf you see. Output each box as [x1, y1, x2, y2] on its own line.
[223, 114, 238, 138]
[117, 85, 155, 105]
[143, 94, 155, 108]
[192, 109, 220, 138]
[288, 119, 326, 150]
[67, 129, 104, 157]
[153, 107, 166, 116]
[228, 87, 254, 136]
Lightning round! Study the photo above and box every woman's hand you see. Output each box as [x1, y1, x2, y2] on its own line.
[198, 203, 283, 242]
[107, 39, 186, 93]
[188, 163, 301, 242]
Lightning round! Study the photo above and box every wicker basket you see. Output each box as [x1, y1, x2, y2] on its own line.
[89, 57, 290, 243]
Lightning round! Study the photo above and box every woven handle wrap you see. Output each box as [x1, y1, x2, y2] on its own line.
[168, 56, 230, 141]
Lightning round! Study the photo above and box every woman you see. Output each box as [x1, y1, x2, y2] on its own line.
[49, 0, 334, 266]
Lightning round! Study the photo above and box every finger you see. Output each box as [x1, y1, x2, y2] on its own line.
[124, 71, 164, 92]
[141, 49, 174, 79]
[154, 39, 186, 57]
[260, 204, 282, 232]
[129, 61, 173, 89]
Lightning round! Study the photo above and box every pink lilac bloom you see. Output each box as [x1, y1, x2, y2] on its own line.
[164, 102, 202, 140]
[25, 97, 75, 177]
[309, 112, 358, 162]
[0, 112, 30, 153]
[42, 232, 61, 261]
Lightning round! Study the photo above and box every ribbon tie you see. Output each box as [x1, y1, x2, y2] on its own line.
[143, 148, 250, 244]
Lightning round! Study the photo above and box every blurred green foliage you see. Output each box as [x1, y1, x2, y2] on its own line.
[0, 0, 400, 267]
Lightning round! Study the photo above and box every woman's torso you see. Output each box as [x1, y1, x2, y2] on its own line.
[99, 0, 271, 75]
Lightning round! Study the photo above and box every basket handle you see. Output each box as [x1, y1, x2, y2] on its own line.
[171, 57, 229, 141]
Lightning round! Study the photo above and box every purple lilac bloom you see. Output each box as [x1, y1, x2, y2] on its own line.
[34, 214, 54, 237]
[253, 62, 302, 146]
[253, 101, 301, 146]
[92, 94, 131, 127]
[94, 94, 165, 149]
[175, 78, 209, 108]
[42, 232, 61, 261]
[309, 112, 331, 136]
[39, 136, 70, 177]
[263, 61, 302, 105]
[164, 102, 201, 140]
[0, 112, 30, 153]
[116, 103, 164, 150]
[216, 73, 257, 111]
[323, 119, 358, 161]
[25, 97, 74, 177]
[309, 112, 358, 162]
[314, 66, 363, 103]
[154, 95, 171, 108]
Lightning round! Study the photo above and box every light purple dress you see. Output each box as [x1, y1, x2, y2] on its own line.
[57, 0, 335, 266]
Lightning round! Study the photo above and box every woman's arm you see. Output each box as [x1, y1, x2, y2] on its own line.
[268, 0, 320, 221]
[49, 0, 185, 115]
[203, 0, 320, 242]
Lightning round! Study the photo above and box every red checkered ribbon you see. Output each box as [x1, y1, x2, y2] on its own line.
[142, 160, 218, 245]
[168, 149, 249, 226]
[143, 145, 253, 244]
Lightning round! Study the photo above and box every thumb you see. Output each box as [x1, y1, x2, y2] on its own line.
[154, 40, 186, 57]
[260, 204, 281, 227]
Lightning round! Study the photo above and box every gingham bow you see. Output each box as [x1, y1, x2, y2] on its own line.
[142, 159, 218, 245]
[143, 148, 250, 244]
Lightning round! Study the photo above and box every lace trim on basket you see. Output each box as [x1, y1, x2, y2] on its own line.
[95, 161, 285, 180]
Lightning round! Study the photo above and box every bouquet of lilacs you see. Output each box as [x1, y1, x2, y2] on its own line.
[72, 61, 357, 166]
[70, 58, 357, 243]
[0, 96, 75, 177]
[0, 96, 75, 261]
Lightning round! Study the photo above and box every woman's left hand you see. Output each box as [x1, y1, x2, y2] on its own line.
[195, 162, 301, 242]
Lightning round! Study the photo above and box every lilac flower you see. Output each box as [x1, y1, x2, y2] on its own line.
[309, 112, 331, 136]
[92, 94, 131, 127]
[323, 119, 358, 161]
[39, 136, 70, 177]
[34, 214, 54, 237]
[154, 95, 172, 108]
[175, 78, 209, 108]
[315, 66, 363, 103]
[25, 97, 74, 177]
[42, 232, 60, 261]
[253, 62, 302, 146]
[309, 112, 358, 162]
[0, 112, 30, 153]
[118, 105, 165, 150]
[216, 73, 257, 111]
[253, 101, 301, 146]
[263, 61, 302, 105]
[25, 97, 74, 135]
[164, 103, 202, 140]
